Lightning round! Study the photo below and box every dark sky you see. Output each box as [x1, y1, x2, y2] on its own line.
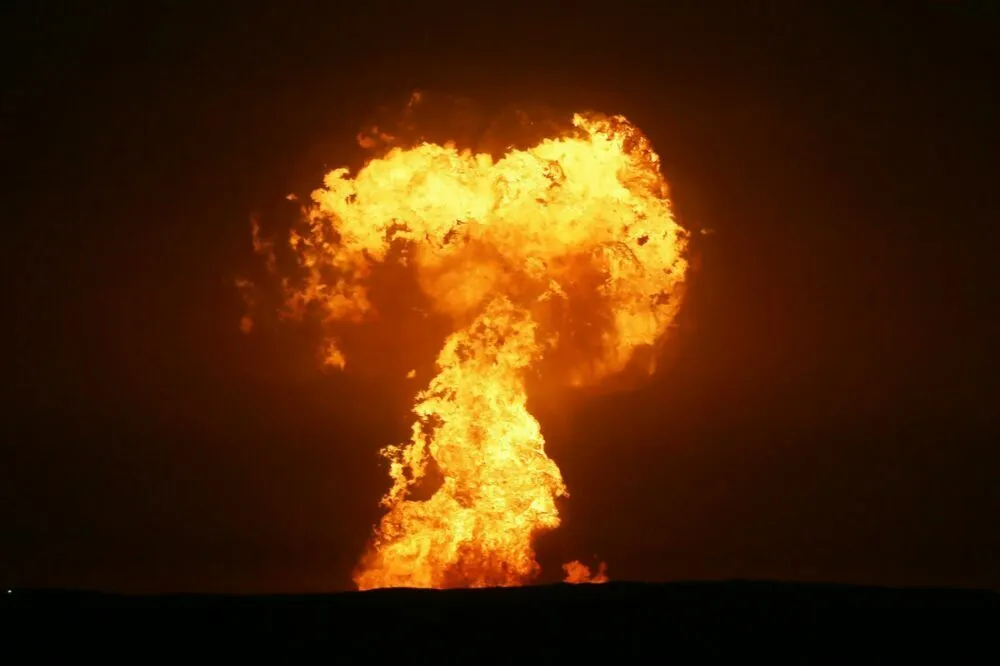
[2, 1, 997, 593]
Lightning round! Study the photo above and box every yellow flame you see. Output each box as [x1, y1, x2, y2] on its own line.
[275, 109, 689, 589]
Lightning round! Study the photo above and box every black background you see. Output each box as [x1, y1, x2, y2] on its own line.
[2, 1, 997, 593]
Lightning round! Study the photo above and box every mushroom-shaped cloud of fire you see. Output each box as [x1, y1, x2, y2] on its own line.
[244, 93, 690, 589]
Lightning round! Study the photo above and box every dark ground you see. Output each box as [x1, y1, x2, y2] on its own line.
[4, 581, 998, 661]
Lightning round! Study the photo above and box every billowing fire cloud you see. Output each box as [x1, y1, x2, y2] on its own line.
[249, 97, 689, 589]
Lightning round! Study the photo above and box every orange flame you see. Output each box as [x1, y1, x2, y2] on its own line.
[264, 105, 689, 589]
[563, 560, 609, 584]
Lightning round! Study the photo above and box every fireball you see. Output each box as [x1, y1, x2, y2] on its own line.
[251, 99, 689, 589]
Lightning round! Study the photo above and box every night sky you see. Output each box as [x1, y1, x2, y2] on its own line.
[3, 2, 997, 593]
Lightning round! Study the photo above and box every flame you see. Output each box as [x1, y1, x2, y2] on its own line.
[266, 106, 689, 589]
[563, 560, 609, 584]
[321, 339, 347, 370]
[235, 277, 256, 334]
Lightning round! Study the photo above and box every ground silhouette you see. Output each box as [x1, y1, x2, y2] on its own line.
[5, 581, 997, 660]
